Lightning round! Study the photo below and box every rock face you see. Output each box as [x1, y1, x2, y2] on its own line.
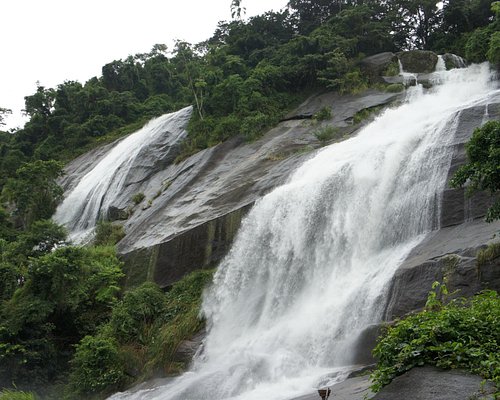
[291, 366, 495, 400]
[58, 89, 398, 288]
[60, 52, 497, 304]
[371, 367, 495, 400]
[291, 374, 373, 400]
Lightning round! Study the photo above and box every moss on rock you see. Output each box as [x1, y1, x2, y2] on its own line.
[398, 50, 438, 73]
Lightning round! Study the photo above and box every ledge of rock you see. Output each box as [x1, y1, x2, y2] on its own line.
[291, 366, 495, 400]
[371, 366, 495, 400]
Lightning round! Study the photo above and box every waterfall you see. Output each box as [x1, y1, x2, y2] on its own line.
[54, 106, 192, 243]
[110, 64, 497, 400]
[435, 55, 446, 72]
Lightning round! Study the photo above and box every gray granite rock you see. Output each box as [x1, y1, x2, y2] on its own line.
[371, 366, 495, 400]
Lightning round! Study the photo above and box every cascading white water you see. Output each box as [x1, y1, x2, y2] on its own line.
[110, 64, 498, 400]
[435, 55, 446, 72]
[54, 107, 191, 243]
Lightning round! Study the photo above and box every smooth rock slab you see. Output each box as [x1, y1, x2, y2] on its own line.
[291, 375, 373, 400]
[371, 366, 495, 400]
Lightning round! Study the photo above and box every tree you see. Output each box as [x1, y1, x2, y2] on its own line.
[23, 84, 55, 118]
[288, 0, 351, 34]
[0, 246, 124, 388]
[231, 0, 246, 18]
[387, 0, 442, 49]
[451, 121, 500, 222]
[0, 107, 12, 127]
[2, 160, 64, 228]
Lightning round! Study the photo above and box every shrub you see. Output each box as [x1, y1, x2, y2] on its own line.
[465, 28, 491, 63]
[94, 221, 125, 246]
[147, 269, 214, 373]
[353, 106, 383, 124]
[312, 107, 332, 122]
[371, 287, 500, 394]
[477, 242, 500, 266]
[69, 335, 126, 395]
[0, 390, 35, 400]
[450, 121, 500, 222]
[109, 282, 167, 344]
[487, 31, 500, 66]
[384, 61, 400, 76]
[339, 70, 368, 94]
[67, 269, 214, 395]
[313, 126, 341, 143]
[241, 112, 276, 142]
[385, 83, 404, 93]
[131, 192, 145, 205]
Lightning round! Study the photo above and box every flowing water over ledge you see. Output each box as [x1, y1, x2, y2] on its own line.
[53, 106, 192, 243]
[105, 64, 498, 400]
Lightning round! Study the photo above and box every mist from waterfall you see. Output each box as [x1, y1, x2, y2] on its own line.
[110, 63, 497, 400]
[53, 107, 191, 243]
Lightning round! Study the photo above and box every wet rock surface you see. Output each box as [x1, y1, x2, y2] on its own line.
[384, 220, 500, 319]
[371, 366, 495, 400]
[59, 88, 401, 288]
[60, 54, 499, 295]
[291, 366, 495, 400]
[291, 375, 373, 400]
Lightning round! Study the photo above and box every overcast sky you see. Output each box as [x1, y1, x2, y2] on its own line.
[1, 0, 288, 129]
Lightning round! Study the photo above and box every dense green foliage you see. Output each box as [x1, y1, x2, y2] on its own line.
[371, 285, 500, 395]
[69, 269, 214, 397]
[2, 160, 64, 229]
[0, 243, 123, 389]
[451, 120, 500, 222]
[0, 389, 35, 400]
[0, 0, 497, 190]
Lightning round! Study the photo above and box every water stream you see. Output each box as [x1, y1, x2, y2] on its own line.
[53, 106, 192, 243]
[106, 63, 497, 400]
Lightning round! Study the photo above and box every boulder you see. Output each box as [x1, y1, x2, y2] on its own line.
[360, 52, 398, 81]
[383, 223, 500, 320]
[442, 53, 467, 70]
[398, 50, 438, 73]
[171, 329, 205, 365]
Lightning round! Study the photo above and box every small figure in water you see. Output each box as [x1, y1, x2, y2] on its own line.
[318, 387, 331, 400]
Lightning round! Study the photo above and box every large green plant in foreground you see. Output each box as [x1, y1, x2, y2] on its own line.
[371, 286, 500, 394]
[0, 245, 123, 388]
[68, 269, 214, 397]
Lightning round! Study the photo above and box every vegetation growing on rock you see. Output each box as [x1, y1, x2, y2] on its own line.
[451, 120, 500, 222]
[371, 285, 500, 396]
[69, 269, 214, 398]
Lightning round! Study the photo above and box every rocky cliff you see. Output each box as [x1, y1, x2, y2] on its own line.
[59, 51, 499, 302]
